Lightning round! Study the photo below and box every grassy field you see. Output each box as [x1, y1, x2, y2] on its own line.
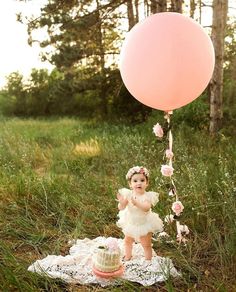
[0, 116, 235, 291]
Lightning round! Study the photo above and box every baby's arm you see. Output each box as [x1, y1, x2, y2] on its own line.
[131, 197, 151, 212]
[117, 192, 128, 210]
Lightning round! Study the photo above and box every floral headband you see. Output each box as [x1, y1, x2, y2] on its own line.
[126, 166, 149, 180]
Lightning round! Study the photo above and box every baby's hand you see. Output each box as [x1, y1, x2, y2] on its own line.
[131, 196, 151, 212]
[116, 192, 128, 206]
[131, 196, 138, 206]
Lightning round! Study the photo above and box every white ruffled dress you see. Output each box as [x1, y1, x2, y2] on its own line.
[117, 188, 163, 241]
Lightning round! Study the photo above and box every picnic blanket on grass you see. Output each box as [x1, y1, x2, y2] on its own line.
[28, 236, 181, 287]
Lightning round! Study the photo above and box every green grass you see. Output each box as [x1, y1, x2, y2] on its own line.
[0, 117, 235, 291]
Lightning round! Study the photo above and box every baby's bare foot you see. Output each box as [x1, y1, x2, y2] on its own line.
[123, 256, 132, 261]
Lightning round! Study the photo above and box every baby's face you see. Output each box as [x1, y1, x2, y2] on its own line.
[129, 173, 148, 195]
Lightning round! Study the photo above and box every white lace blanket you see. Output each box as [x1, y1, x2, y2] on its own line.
[28, 237, 181, 287]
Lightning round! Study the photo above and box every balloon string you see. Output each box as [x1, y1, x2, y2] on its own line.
[164, 111, 187, 244]
[169, 130, 173, 167]
[165, 111, 177, 200]
[165, 111, 181, 241]
[171, 178, 178, 201]
[176, 220, 182, 242]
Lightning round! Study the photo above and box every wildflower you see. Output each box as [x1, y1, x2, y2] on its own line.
[158, 232, 170, 238]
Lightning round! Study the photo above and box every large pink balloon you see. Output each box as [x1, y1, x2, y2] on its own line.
[119, 12, 215, 111]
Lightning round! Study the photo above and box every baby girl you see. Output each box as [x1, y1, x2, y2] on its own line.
[116, 166, 163, 260]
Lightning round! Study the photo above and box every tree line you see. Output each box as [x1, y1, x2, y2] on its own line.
[0, 0, 235, 133]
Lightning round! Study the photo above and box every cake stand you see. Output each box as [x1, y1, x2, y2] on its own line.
[92, 265, 124, 279]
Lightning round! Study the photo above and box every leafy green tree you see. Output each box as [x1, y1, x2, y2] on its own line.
[23, 0, 124, 116]
[26, 69, 51, 115]
[2, 72, 27, 116]
[16, 0, 154, 120]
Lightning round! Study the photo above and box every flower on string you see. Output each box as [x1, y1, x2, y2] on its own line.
[165, 149, 174, 159]
[153, 123, 164, 138]
[161, 165, 174, 177]
[152, 114, 188, 245]
[164, 214, 175, 224]
[172, 201, 184, 216]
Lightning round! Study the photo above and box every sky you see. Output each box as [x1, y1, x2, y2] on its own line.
[0, 0, 53, 88]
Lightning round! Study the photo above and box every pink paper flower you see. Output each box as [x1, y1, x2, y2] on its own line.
[165, 149, 174, 159]
[153, 123, 164, 138]
[161, 165, 174, 177]
[172, 201, 184, 216]
[105, 237, 119, 251]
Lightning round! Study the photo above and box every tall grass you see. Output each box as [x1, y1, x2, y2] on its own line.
[0, 117, 235, 291]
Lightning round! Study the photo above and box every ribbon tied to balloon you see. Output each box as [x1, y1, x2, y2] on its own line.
[119, 12, 215, 242]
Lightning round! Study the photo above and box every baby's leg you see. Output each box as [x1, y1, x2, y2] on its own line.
[124, 235, 134, 260]
[140, 232, 152, 260]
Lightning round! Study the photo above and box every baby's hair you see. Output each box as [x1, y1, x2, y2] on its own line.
[126, 166, 149, 181]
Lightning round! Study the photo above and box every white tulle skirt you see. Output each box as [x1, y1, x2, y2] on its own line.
[117, 209, 163, 241]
